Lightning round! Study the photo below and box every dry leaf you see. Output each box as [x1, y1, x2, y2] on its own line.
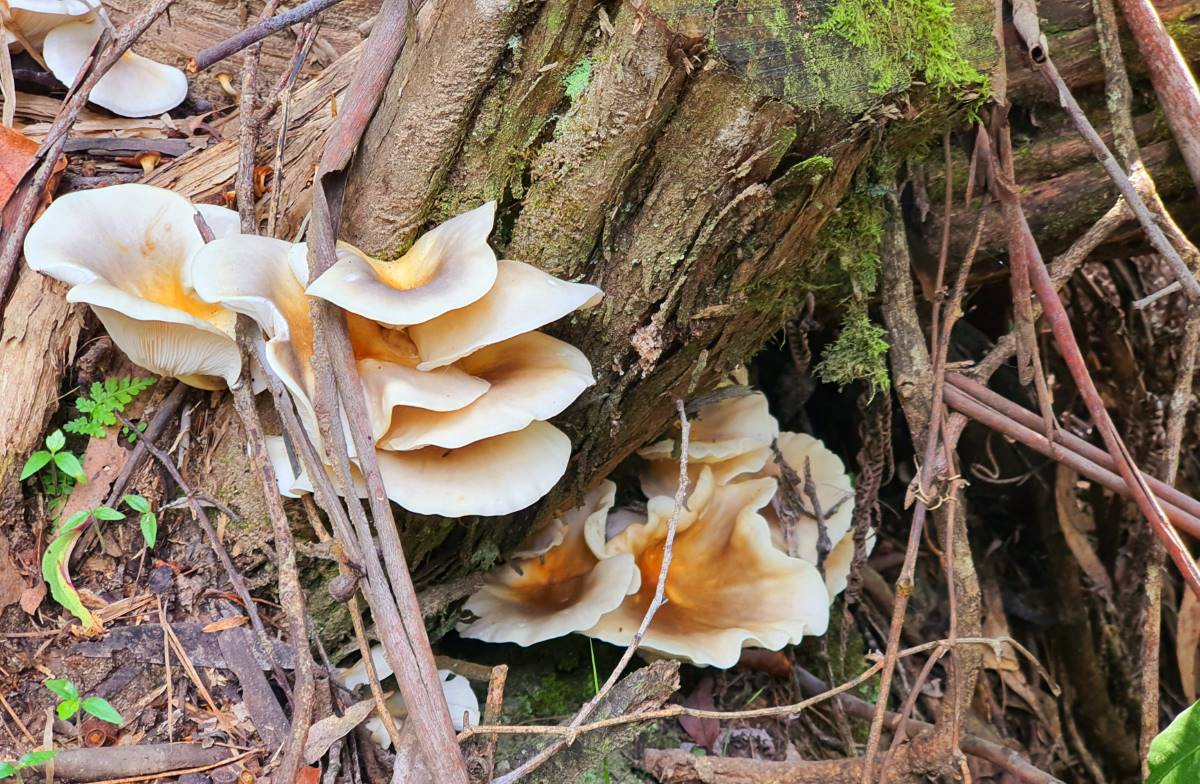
[294, 766, 322, 784]
[677, 676, 720, 752]
[737, 648, 792, 678]
[1054, 465, 1113, 598]
[303, 698, 375, 764]
[0, 124, 39, 208]
[1179, 583, 1200, 703]
[20, 583, 46, 614]
[202, 615, 248, 633]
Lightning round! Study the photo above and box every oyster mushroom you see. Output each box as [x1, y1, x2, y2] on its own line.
[458, 481, 640, 646]
[3, 0, 94, 49]
[24, 184, 241, 389]
[305, 202, 500, 327]
[341, 646, 479, 746]
[586, 468, 830, 668]
[43, 17, 188, 117]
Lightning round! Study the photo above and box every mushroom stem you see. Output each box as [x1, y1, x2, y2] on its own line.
[136, 151, 161, 175]
[215, 71, 238, 96]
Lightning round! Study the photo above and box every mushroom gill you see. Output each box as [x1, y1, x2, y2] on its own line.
[23, 184, 242, 389]
[457, 481, 640, 646]
[585, 468, 831, 669]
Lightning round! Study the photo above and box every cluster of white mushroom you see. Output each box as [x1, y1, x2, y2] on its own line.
[341, 645, 479, 749]
[6, 0, 187, 117]
[23, 183, 602, 518]
[458, 390, 867, 669]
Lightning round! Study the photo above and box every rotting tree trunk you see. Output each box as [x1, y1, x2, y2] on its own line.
[9, 0, 1200, 589]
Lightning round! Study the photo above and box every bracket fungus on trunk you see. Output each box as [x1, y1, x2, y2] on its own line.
[459, 388, 868, 668]
[42, 15, 188, 117]
[189, 201, 603, 518]
[23, 184, 241, 390]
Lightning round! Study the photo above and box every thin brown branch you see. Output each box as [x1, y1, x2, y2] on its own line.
[0, 0, 177, 308]
[187, 0, 349, 74]
[491, 399, 692, 784]
[230, 327, 316, 781]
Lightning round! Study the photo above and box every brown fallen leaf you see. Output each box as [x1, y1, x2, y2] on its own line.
[20, 582, 46, 615]
[737, 648, 792, 678]
[294, 764, 323, 784]
[1179, 579, 1200, 703]
[0, 124, 66, 213]
[202, 615, 248, 633]
[678, 675, 720, 753]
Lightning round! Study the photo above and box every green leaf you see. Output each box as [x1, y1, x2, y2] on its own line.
[44, 430, 65, 453]
[52, 452, 85, 482]
[42, 526, 94, 628]
[56, 697, 80, 721]
[19, 451, 51, 480]
[43, 678, 78, 701]
[16, 751, 56, 768]
[91, 506, 125, 522]
[123, 494, 150, 514]
[58, 511, 90, 535]
[81, 697, 123, 726]
[1149, 700, 1200, 783]
[0, 762, 17, 779]
[139, 513, 158, 549]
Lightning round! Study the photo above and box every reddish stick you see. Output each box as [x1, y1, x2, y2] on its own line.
[1013, 207, 1200, 597]
[1113, 0, 1200, 197]
[942, 384, 1200, 537]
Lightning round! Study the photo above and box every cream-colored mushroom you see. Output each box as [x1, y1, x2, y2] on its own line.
[3, 0, 94, 49]
[305, 203, 500, 327]
[379, 332, 594, 451]
[267, 421, 573, 518]
[43, 17, 187, 117]
[341, 646, 479, 746]
[585, 468, 830, 668]
[24, 184, 240, 389]
[458, 481, 641, 646]
[408, 260, 602, 370]
[639, 391, 779, 498]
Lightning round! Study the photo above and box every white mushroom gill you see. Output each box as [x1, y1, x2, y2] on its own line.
[43, 17, 188, 117]
[23, 184, 241, 390]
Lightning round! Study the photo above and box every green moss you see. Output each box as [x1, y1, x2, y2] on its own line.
[817, 300, 890, 394]
[792, 154, 835, 182]
[563, 57, 593, 102]
[818, 0, 987, 97]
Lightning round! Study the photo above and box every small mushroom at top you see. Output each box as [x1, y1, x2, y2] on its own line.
[458, 480, 641, 646]
[43, 17, 188, 117]
[585, 467, 831, 668]
[24, 184, 241, 389]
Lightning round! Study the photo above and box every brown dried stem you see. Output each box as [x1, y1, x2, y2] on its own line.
[187, 0, 349, 74]
[0, 0, 177, 308]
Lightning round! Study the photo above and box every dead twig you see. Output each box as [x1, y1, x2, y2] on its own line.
[188, 0, 349, 74]
[491, 398, 692, 784]
[0, 0, 177, 309]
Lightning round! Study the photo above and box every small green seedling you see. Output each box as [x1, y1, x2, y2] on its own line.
[43, 679, 123, 725]
[0, 751, 57, 781]
[19, 430, 85, 497]
[123, 494, 157, 548]
[43, 505, 125, 627]
[64, 377, 155, 441]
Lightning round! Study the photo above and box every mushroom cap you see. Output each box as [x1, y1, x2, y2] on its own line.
[43, 18, 187, 117]
[24, 183, 239, 389]
[342, 646, 480, 744]
[268, 422, 572, 518]
[639, 392, 779, 464]
[7, 1, 95, 48]
[379, 332, 594, 450]
[305, 203, 499, 327]
[374, 421, 572, 517]
[761, 431, 855, 566]
[408, 260, 602, 370]
[585, 468, 831, 668]
[459, 481, 641, 646]
[639, 445, 772, 499]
